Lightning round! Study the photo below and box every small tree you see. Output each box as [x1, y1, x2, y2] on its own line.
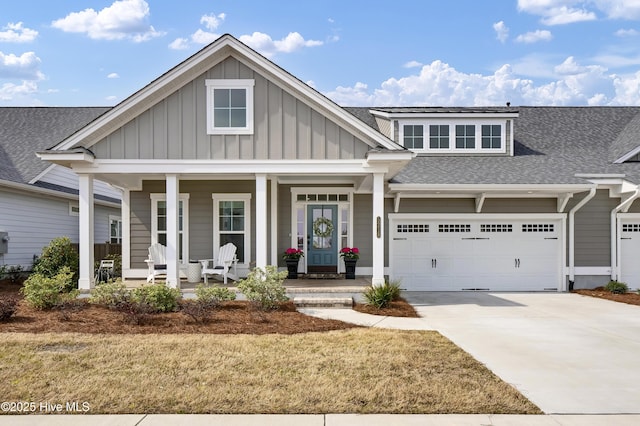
[237, 266, 289, 310]
[33, 237, 79, 289]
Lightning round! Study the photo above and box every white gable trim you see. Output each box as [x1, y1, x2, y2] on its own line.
[614, 145, 640, 164]
[51, 34, 401, 153]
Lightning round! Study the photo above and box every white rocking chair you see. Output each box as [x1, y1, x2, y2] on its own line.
[200, 243, 238, 285]
[145, 243, 167, 284]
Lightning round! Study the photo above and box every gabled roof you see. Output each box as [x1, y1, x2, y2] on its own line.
[354, 106, 640, 185]
[610, 112, 640, 163]
[50, 34, 402, 153]
[0, 107, 110, 185]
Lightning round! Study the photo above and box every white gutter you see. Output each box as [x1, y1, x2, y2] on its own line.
[0, 179, 120, 208]
[610, 186, 640, 281]
[568, 187, 596, 283]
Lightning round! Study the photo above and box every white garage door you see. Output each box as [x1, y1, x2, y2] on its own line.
[620, 217, 640, 291]
[390, 216, 563, 291]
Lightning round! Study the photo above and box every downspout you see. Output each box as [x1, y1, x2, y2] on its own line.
[568, 187, 596, 288]
[610, 186, 640, 281]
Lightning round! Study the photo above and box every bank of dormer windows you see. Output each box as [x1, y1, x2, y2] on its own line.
[400, 121, 505, 153]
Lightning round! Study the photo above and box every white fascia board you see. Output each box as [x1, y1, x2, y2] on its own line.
[389, 212, 564, 220]
[28, 164, 56, 185]
[614, 145, 640, 164]
[37, 151, 95, 164]
[365, 151, 415, 162]
[369, 110, 519, 119]
[70, 159, 389, 175]
[0, 179, 119, 208]
[388, 183, 593, 193]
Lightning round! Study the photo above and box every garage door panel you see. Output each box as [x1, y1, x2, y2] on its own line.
[391, 217, 562, 292]
[621, 220, 640, 290]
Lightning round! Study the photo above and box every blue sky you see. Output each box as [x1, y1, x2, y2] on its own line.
[1, 0, 640, 107]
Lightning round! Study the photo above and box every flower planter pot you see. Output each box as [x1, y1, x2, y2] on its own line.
[344, 259, 357, 279]
[285, 259, 299, 279]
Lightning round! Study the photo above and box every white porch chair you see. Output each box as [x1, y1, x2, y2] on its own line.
[145, 243, 167, 283]
[95, 259, 115, 283]
[200, 243, 238, 285]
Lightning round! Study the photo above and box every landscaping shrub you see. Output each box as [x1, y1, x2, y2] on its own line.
[132, 283, 181, 313]
[362, 281, 402, 309]
[0, 297, 17, 321]
[115, 300, 156, 325]
[89, 280, 131, 308]
[21, 266, 79, 310]
[32, 237, 79, 288]
[0, 265, 23, 283]
[180, 284, 237, 323]
[195, 283, 236, 305]
[237, 266, 289, 310]
[605, 280, 628, 294]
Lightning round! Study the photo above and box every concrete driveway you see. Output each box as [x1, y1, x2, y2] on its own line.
[403, 292, 640, 414]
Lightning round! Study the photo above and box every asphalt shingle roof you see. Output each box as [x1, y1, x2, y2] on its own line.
[348, 106, 640, 185]
[0, 107, 110, 185]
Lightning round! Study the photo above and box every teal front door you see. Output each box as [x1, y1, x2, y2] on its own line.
[307, 205, 338, 272]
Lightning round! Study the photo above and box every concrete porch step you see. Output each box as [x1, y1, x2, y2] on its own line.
[293, 297, 353, 309]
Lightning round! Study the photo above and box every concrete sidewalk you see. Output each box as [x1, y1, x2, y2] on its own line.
[3, 414, 640, 425]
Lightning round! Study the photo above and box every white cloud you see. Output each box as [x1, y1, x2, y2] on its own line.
[107, 72, 119, 79]
[201, 13, 225, 31]
[169, 13, 225, 50]
[239, 32, 323, 58]
[0, 22, 38, 43]
[51, 0, 164, 42]
[595, 0, 640, 20]
[515, 29, 553, 43]
[0, 51, 43, 80]
[615, 28, 640, 37]
[106, 95, 118, 102]
[0, 80, 38, 101]
[493, 21, 509, 43]
[404, 60, 423, 68]
[517, 1, 597, 25]
[323, 56, 640, 107]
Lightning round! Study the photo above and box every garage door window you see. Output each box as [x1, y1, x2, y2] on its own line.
[480, 224, 512, 232]
[622, 224, 640, 232]
[397, 224, 429, 233]
[439, 224, 471, 233]
[522, 224, 554, 232]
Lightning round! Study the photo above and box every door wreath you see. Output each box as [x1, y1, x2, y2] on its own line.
[313, 216, 334, 238]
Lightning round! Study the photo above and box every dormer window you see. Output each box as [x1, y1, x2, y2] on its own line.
[400, 121, 506, 153]
[206, 79, 254, 135]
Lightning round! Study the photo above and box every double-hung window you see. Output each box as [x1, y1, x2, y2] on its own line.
[481, 124, 501, 149]
[150, 194, 189, 262]
[212, 194, 251, 265]
[206, 79, 254, 135]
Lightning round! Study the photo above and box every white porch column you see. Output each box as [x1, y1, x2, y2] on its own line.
[165, 174, 180, 288]
[256, 173, 268, 269]
[78, 174, 95, 290]
[372, 172, 385, 286]
[270, 178, 278, 266]
[121, 188, 131, 278]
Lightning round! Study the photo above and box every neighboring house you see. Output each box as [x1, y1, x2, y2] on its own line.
[38, 34, 640, 292]
[0, 107, 122, 271]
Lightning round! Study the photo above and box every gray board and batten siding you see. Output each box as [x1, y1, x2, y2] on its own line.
[91, 57, 370, 162]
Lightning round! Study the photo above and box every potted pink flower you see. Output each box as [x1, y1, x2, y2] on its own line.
[340, 247, 359, 279]
[283, 248, 304, 279]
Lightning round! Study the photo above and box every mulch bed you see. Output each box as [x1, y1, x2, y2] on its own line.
[573, 287, 640, 306]
[353, 298, 420, 317]
[0, 278, 421, 333]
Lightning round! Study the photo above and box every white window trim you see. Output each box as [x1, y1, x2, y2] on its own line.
[205, 79, 255, 135]
[212, 193, 252, 267]
[109, 215, 122, 244]
[399, 120, 507, 154]
[150, 193, 190, 262]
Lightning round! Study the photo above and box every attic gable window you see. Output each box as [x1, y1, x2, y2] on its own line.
[399, 120, 506, 153]
[206, 79, 254, 135]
